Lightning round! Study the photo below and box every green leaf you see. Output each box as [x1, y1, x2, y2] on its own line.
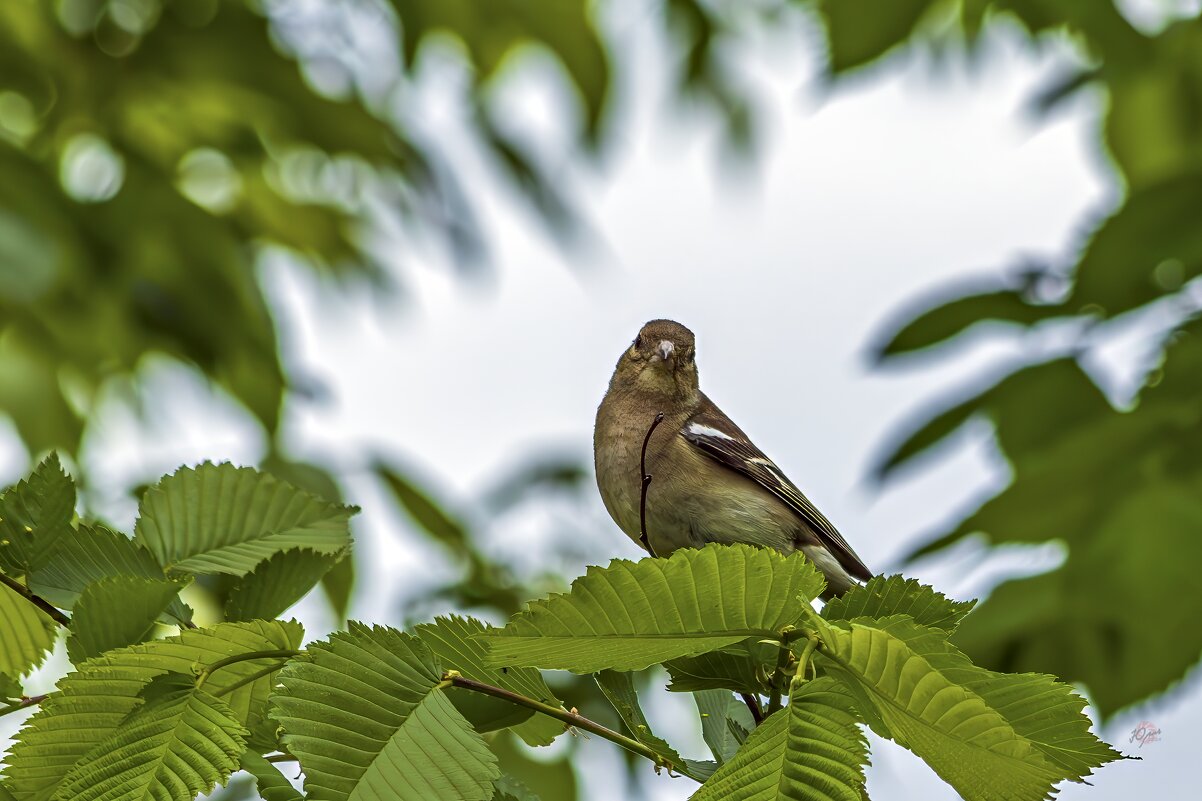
[1, 672, 22, 701]
[49, 673, 248, 801]
[320, 552, 356, 622]
[0, 579, 57, 679]
[693, 690, 756, 764]
[66, 576, 184, 663]
[484, 544, 823, 673]
[876, 358, 1112, 482]
[0, 452, 75, 577]
[493, 774, 541, 801]
[691, 677, 868, 801]
[270, 623, 500, 801]
[595, 670, 716, 781]
[134, 462, 357, 576]
[4, 620, 302, 799]
[822, 575, 975, 632]
[0, 783, 17, 801]
[374, 461, 469, 552]
[952, 478, 1202, 718]
[27, 524, 193, 626]
[665, 640, 778, 695]
[818, 0, 934, 73]
[874, 287, 1064, 360]
[810, 614, 1069, 801]
[415, 614, 564, 746]
[1071, 173, 1202, 317]
[240, 751, 303, 801]
[877, 616, 1122, 781]
[225, 548, 343, 622]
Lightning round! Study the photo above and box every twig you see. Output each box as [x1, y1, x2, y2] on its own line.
[445, 672, 695, 779]
[638, 412, 665, 558]
[739, 692, 764, 725]
[0, 571, 71, 628]
[0, 694, 48, 719]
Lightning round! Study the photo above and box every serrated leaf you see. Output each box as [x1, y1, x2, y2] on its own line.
[484, 544, 823, 673]
[50, 673, 248, 801]
[134, 463, 357, 576]
[240, 751, 304, 801]
[225, 548, 343, 622]
[665, 640, 777, 695]
[869, 616, 1122, 781]
[0, 579, 57, 679]
[691, 677, 869, 801]
[0, 453, 75, 577]
[694, 690, 756, 764]
[415, 615, 564, 747]
[822, 575, 975, 632]
[595, 670, 715, 781]
[27, 524, 193, 626]
[4, 620, 302, 799]
[66, 576, 184, 663]
[270, 623, 500, 801]
[809, 614, 1067, 801]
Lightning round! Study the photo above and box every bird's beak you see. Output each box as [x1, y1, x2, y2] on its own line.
[657, 340, 675, 361]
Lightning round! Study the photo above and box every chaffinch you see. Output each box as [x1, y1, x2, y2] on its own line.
[593, 319, 872, 595]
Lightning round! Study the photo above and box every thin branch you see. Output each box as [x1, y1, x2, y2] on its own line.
[0, 694, 48, 719]
[195, 649, 302, 689]
[0, 571, 71, 628]
[638, 412, 665, 558]
[446, 672, 693, 778]
[739, 692, 764, 725]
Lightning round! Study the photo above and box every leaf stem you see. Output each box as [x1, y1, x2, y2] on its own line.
[739, 692, 764, 724]
[446, 672, 693, 779]
[0, 571, 71, 628]
[638, 412, 665, 558]
[794, 633, 818, 683]
[764, 640, 797, 716]
[0, 694, 48, 719]
[195, 649, 302, 689]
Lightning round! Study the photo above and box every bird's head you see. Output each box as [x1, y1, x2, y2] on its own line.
[611, 319, 700, 401]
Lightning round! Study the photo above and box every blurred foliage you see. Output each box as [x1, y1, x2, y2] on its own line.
[862, 2, 1202, 718]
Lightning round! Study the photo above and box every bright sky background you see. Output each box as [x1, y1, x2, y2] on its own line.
[3, 3, 1196, 799]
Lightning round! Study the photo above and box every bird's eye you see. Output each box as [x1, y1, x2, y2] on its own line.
[634, 335, 642, 349]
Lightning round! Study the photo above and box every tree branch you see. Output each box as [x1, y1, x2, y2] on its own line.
[445, 672, 693, 778]
[0, 694, 48, 719]
[0, 571, 71, 628]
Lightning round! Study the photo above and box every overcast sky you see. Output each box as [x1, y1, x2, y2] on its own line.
[3, 4, 1195, 800]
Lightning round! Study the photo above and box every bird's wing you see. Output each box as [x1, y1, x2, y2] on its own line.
[681, 401, 873, 581]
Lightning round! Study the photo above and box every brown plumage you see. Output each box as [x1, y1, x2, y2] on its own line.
[593, 319, 872, 595]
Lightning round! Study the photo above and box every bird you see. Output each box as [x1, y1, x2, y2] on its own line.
[593, 319, 872, 596]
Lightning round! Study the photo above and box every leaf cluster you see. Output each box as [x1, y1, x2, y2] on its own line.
[1, 458, 1121, 801]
